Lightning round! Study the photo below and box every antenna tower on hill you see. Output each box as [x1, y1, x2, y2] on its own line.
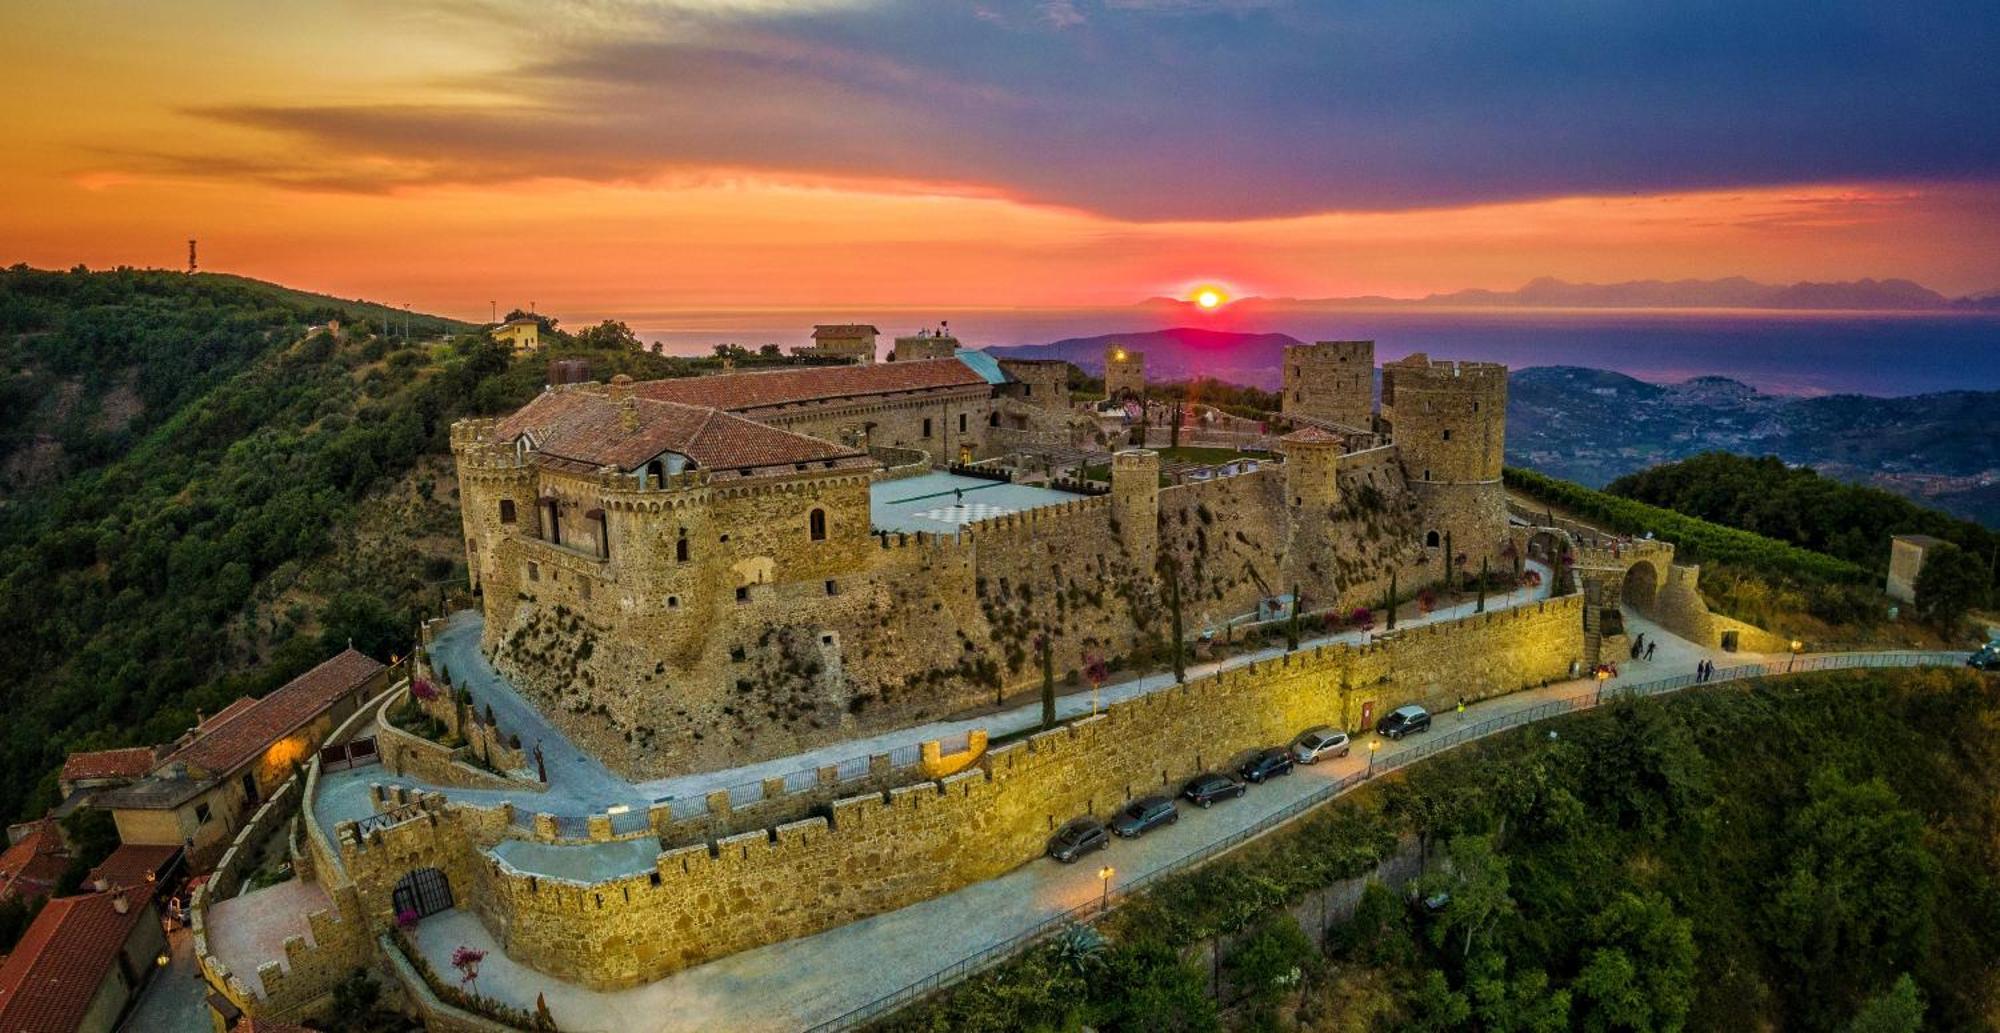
[187, 239, 197, 274]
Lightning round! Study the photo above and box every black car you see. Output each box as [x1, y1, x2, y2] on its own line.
[1969, 644, 1999, 671]
[1238, 747, 1295, 784]
[1182, 772, 1247, 808]
[1110, 795, 1179, 838]
[1047, 817, 1110, 862]
[1375, 704, 1431, 740]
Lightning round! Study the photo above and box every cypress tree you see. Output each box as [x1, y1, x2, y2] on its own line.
[1286, 584, 1301, 652]
[1444, 529, 1455, 591]
[1387, 570, 1399, 630]
[1476, 557, 1489, 613]
[1040, 630, 1056, 730]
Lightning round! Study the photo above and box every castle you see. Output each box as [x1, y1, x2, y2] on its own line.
[451, 337, 1512, 778]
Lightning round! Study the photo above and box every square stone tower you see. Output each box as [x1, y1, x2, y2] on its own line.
[1282, 340, 1374, 429]
[1886, 534, 1945, 604]
[1104, 344, 1146, 401]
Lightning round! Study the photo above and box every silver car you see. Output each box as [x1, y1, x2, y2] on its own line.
[1291, 726, 1351, 764]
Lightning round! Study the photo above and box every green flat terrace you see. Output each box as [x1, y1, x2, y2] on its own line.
[869, 471, 1092, 534]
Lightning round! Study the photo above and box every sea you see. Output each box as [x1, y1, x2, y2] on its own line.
[631, 307, 2000, 398]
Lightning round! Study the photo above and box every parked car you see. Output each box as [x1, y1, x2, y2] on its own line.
[1291, 726, 1351, 764]
[1182, 772, 1247, 808]
[1046, 817, 1109, 862]
[1375, 704, 1432, 740]
[1969, 643, 2000, 671]
[1110, 795, 1180, 838]
[1238, 747, 1295, 784]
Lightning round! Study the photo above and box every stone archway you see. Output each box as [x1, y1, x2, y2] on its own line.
[392, 867, 454, 919]
[1620, 559, 1661, 615]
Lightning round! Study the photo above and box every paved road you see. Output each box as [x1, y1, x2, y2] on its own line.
[403, 610, 1819, 1033]
[118, 926, 208, 1033]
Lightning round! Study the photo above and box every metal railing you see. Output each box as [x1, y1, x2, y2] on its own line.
[800, 649, 1969, 1033]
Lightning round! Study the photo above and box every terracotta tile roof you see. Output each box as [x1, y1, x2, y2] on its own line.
[0, 883, 157, 1033]
[199, 697, 258, 732]
[0, 822, 68, 906]
[84, 845, 180, 893]
[498, 390, 864, 473]
[161, 649, 386, 779]
[811, 324, 879, 338]
[634, 358, 989, 413]
[58, 747, 157, 786]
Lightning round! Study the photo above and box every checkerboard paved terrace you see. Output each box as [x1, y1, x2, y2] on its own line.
[869, 471, 1090, 534]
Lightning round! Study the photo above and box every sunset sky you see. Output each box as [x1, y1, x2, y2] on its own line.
[5, 1, 1999, 323]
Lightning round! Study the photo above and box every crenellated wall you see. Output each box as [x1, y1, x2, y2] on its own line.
[323, 596, 1583, 991]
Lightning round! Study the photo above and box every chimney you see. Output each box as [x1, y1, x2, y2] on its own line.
[92, 877, 109, 893]
[112, 890, 130, 914]
[610, 375, 639, 430]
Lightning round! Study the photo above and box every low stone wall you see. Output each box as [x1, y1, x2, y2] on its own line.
[379, 934, 527, 1033]
[416, 596, 1584, 990]
[1652, 563, 1793, 654]
[192, 774, 372, 1025]
[377, 689, 544, 794]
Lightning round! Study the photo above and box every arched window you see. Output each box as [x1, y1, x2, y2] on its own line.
[675, 532, 689, 563]
[809, 508, 828, 542]
[646, 459, 664, 487]
[1425, 530, 1441, 548]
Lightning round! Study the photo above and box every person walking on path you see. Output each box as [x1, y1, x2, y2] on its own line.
[1644, 641, 1657, 661]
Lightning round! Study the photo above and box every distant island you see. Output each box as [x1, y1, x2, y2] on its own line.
[1138, 275, 2000, 312]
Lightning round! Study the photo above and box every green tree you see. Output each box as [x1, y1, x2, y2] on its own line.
[1913, 540, 1984, 632]
[1419, 834, 1514, 959]
[573, 319, 641, 352]
[1406, 970, 1471, 1032]
[1224, 912, 1313, 1008]
[1570, 891, 1696, 1033]
[1767, 768, 1939, 1026]
[1843, 973, 1924, 1033]
[1039, 630, 1056, 731]
[1467, 951, 1571, 1033]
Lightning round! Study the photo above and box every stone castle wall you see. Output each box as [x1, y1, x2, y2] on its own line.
[1282, 341, 1374, 429]
[752, 383, 1001, 464]
[338, 594, 1582, 990]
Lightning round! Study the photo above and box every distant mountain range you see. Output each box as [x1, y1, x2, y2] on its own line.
[1137, 276, 2000, 313]
[984, 329, 2000, 527]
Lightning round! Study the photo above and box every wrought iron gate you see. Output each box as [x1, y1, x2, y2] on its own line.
[392, 867, 453, 918]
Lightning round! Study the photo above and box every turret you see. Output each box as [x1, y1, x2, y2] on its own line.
[1111, 448, 1160, 570]
[1104, 345, 1146, 402]
[1380, 354, 1509, 571]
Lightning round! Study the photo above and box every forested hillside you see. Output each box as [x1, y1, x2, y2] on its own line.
[1607, 453, 1999, 609]
[888, 667, 2000, 1032]
[0, 267, 751, 826]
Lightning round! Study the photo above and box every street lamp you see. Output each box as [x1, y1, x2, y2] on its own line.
[1098, 865, 1115, 913]
[1788, 640, 1802, 672]
[1367, 738, 1381, 777]
[1595, 665, 1610, 704]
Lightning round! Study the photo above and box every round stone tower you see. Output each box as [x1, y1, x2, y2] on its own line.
[1111, 448, 1160, 571]
[1380, 354, 1509, 572]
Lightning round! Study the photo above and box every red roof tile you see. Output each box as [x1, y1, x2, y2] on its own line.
[162, 649, 386, 779]
[0, 822, 68, 906]
[634, 358, 987, 413]
[498, 390, 864, 473]
[84, 845, 180, 894]
[59, 747, 156, 785]
[198, 697, 258, 732]
[0, 884, 157, 1033]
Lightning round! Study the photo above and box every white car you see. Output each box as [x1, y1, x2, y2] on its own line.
[1291, 726, 1351, 764]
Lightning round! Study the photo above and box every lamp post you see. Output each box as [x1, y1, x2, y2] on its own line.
[1788, 640, 1802, 672]
[1098, 865, 1115, 913]
[1367, 738, 1381, 777]
[1595, 665, 1610, 705]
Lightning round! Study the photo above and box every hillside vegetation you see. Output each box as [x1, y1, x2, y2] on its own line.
[1607, 453, 1999, 612]
[884, 667, 2000, 1033]
[0, 267, 778, 825]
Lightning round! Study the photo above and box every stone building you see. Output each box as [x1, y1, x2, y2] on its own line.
[1283, 340, 1374, 430]
[451, 338, 1514, 779]
[891, 327, 959, 362]
[1104, 344, 1145, 400]
[798, 324, 879, 364]
[1886, 533, 1945, 604]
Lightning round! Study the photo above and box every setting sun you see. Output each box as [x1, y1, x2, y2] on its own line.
[1194, 287, 1226, 310]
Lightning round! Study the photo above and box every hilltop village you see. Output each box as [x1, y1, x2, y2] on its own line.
[14, 321, 1795, 1032]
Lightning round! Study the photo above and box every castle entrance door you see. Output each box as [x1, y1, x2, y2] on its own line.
[392, 867, 454, 919]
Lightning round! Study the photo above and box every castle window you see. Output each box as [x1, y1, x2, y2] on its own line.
[736, 586, 750, 603]
[1023, 384, 1032, 397]
[666, 596, 679, 609]
[989, 411, 999, 427]
[825, 579, 839, 596]
[809, 508, 828, 542]
[1442, 429, 1452, 441]
[1473, 401, 1480, 412]
[676, 536, 690, 563]
[527, 562, 540, 582]
[730, 646, 746, 662]
[1425, 530, 1440, 548]
[646, 459, 665, 487]
[958, 413, 968, 433]
[1423, 469, 1431, 481]
[822, 634, 835, 645]
[649, 872, 661, 887]
[499, 499, 516, 524]
[922, 417, 933, 438]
